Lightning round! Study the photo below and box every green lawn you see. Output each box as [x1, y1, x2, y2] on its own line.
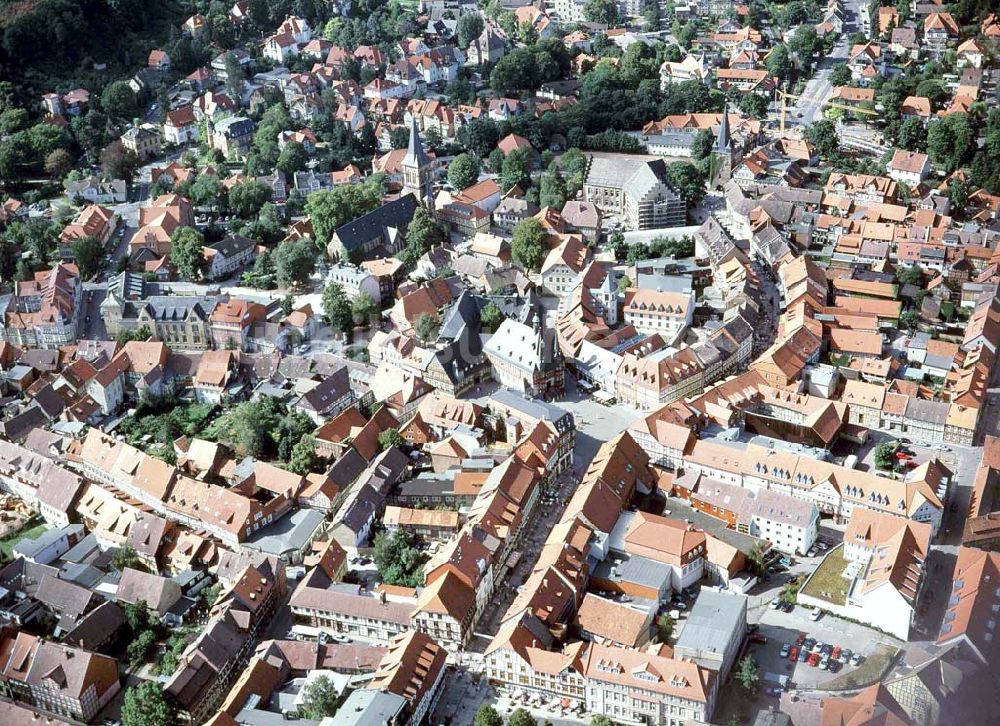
[0, 520, 49, 560]
[825, 644, 898, 690]
[800, 550, 850, 605]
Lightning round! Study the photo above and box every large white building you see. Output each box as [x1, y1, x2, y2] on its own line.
[798, 510, 930, 640]
[485, 615, 718, 726]
[0, 263, 82, 349]
[623, 288, 695, 344]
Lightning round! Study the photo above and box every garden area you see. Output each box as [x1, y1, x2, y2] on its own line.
[799, 550, 850, 606]
[0, 517, 48, 561]
[116, 394, 218, 461]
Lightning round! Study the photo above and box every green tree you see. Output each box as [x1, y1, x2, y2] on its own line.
[122, 682, 175, 726]
[399, 207, 446, 266]
[927, 113, 974, 173]
[170, 227, 207, 281]
[874, 441, 898, 469]
[44, 148, 73, 178]
[480, 301, 505, 332]
[692, 128, 715, 160]
[829, 63, 851, 86]
[736, 655, 759, 693]
[666, 162, 705, 206]
[124, 600, 156, 632]
[591, 717, 618, 726]
[390, 126, 410, 149]
[287, 436, 318, 475]
[765, 44, 793, 81]
[897, 265, 923, 286]
[280, 294, 295, 317]
[473, 704, 504, 726]
[748, 541, 766, 576]
[456, 13, 485, 48]
[100, 140, 140, 184]
[502, 146, 534, 191]
[414, 312, 439, 343]
[947, 179, 969, 216]
[897, 116, 927, 151]
[511, 217, 546, 270]
[224, 52, 246, 100]
[322, 283, 353, 332]
[740, 93, 768, 119]
[373, 529, 428, 587]
[117, 325, 153, 345]
[274, 239, 317, 288]
[229, 180, 272, 218]
[305, 179, 384, 249]
[508, 709, 537, 726]
[584, 0, 619, 23]
[128, 629, 157, 667]
[539, 168, 568, 209]
[112, 544, 139, 572]
[190, 174, 225, 212]
[101, 81, 138, 122]
[378, 429, 405, 451]
[352, 293, 377, 325]
[807, 119, 839, 159]
[71, 236, 104, 279]
[277, 140, 308, 175]
[656, 613, 674, 643]
[448, 153, 481, 190]
[899, 309, 920, 331]
[298, 674, 343, 719]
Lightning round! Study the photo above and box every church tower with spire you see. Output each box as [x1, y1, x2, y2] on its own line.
[402, 116, 433, 204]
[710, 103, 736, 188]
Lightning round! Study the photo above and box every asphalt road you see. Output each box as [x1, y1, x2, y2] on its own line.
[785, 0, 865, 127]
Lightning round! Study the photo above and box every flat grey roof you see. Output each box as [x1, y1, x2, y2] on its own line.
[592, 552, 672, 591]
[243, 508, 325, 558]
[674, 589, 747, 660]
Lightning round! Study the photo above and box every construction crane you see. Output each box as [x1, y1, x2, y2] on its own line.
[777, 89, 878, 132]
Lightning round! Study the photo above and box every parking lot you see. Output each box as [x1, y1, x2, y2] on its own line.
[750, 604, 902, 690]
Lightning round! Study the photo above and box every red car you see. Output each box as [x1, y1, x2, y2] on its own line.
[808, 652, 821, 667]
[750, 633, 768, 644]
[788, 646, 799, 661]
[895, 451, 913, 460]
[832, 646, 842, 660]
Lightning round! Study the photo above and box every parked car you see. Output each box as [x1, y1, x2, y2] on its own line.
[851, 653, 865, 666]
[788, 646, 799, 661]
[820, 655, 830, 670]
[770, 599, 782, 609]
[803, 638, 816, 651]
[808, 653, 820, 667]
[797, 649, 809, 663]
[750, 633, 768, 644]
[765, 687, 784, 696]
[812, 641, 824, 653]
[832, 646, 842, 660]
[807, 548, 819, 557]
[795, 633, 807, 645]
[840, 649, 852, 663]
[828, 659, 842, 673]
[821, 643, 834, 656]
[817, 542, 829, 551]
[810, 607, 823, 621]
[780, 644, 790, 658]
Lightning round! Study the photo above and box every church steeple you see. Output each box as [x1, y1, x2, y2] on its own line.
[715, 104, 732, 154]
[402, 115, 432, 204]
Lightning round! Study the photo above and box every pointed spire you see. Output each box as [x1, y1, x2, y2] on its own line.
[715, 104, 732, 154]
[403, 114, 430, 169]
